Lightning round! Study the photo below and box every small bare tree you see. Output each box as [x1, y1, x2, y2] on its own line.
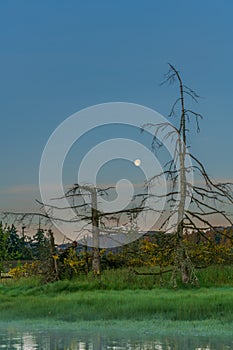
[50, 183, 144, 276]
[1, 183, 144, 277]
[143, 64, 233, 285]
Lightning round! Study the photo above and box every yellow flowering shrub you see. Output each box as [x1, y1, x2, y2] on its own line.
[8, 261, 41, 278]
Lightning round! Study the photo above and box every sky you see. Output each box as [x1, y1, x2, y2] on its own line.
[0, 0, 233, 231]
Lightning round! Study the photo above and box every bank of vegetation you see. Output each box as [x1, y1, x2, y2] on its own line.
[1, 274, 233, 323]
[1, 223, 233, 285]
[1, 223, 233, 326]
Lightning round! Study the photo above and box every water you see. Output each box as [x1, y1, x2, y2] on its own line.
[0, 326, 232, 350]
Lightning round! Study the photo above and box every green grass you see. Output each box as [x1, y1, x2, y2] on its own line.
[1, 287, 233, 323]
[2, 265, 233, 291]
[0, 266, 233, 324]
[1, 287, 233, 322]
[197, 265, 233, 287]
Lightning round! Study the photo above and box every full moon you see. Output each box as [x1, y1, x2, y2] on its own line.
[134, 159, 141, 167]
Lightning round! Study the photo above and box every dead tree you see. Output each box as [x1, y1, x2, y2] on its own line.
[51, 183, 144, 276]
[1, 183, 144, 277]
[143, 64, 233, 285]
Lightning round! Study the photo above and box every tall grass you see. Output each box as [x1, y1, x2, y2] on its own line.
[1, 265, 233, 293]
[0, 287, 233, 322]
[0, 265, 233, 323]
[196, 265, 233, 287]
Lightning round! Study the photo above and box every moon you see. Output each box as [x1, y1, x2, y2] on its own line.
[134, 159, 141, 167]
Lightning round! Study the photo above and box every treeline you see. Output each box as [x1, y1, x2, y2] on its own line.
[0, 222, 50, 263]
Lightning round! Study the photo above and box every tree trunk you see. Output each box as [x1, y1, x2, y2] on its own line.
[173, 66, 196, 285]
[91, 189, 100, 276]
[176, 136, 191, 284]
[48, 229, 59, 281]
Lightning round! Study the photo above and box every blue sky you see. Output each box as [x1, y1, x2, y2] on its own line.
[0, 0, 233, 213]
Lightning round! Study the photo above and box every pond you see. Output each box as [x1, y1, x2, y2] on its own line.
[0, 324, 232, 350]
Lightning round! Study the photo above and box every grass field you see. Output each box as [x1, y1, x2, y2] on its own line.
[1, 287, 233, 323]
[0, 265, 233, 327]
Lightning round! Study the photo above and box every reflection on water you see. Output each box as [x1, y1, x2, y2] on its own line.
[0, 327, 232, 350]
